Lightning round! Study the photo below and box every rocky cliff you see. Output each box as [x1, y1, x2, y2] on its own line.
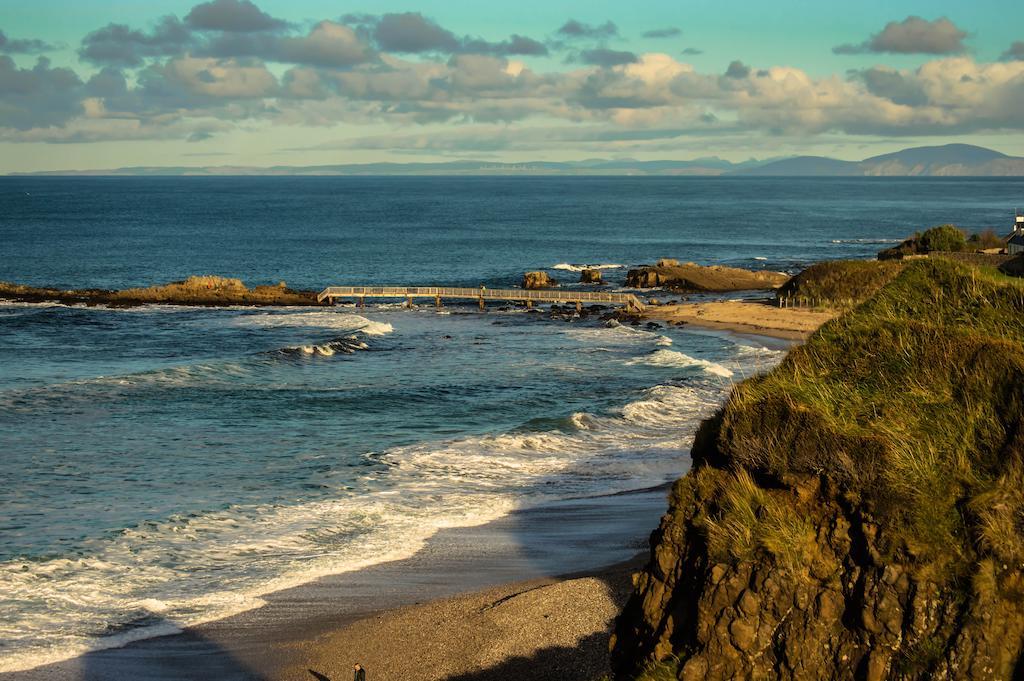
[611, 260, 1024, 680]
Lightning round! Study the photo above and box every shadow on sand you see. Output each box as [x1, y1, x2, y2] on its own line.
[0, 619, 270, 681]
[442, 631, 611, 681]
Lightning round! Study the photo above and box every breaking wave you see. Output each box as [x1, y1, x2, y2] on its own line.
[830, 238, 902, 244]
[0, 380, 724, 673]
[626, 349, 734, 377]
[277, 335, 370, 357]
[551, 263, 624, 272]
[232, 311, 394, 336]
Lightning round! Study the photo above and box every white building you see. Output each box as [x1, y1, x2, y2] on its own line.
[1009, 214, 1024, 255]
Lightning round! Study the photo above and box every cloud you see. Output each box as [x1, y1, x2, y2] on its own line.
[350, 13, 547, 57]
[681, 48, 703, 56]
[0, 30, 56, 54]
[8, 2, 1024, 151]
[724, 60, 750, 78]
[1002, 41, 1024, 61]
[461, 35, 548, 57]
[557, 20, 618, 41]
[273, 21, 373, 67]
[79, 16, 193, 66]
[372, 12, 460, 53]
[141, 56, 278, 99]
[579, 48, 638, 67]
[0, 56, 83, 129]
[642, 28, 681, 39]
[833, 16, 968, 55]
[84, 67, 128, 98]
[185, 0, 287, 32]
[855, 66, 928, 106]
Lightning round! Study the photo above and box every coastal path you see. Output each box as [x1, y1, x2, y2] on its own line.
[317, 286, 645, 313]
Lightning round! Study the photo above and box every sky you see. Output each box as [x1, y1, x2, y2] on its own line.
[1, 0, 1023, 171]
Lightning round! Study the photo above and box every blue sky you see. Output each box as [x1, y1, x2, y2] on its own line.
[1, 0, 1023, 171]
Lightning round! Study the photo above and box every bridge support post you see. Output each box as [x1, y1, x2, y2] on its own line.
[358, 297, 364, 309]
[478, 296, 485, 311]
[575, 301, 582, 314]
[406, 295, 413, 308]
[435, 294, 442, 309]
[526, 300, 532, 310]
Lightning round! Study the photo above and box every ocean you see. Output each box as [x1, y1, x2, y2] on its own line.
[1, 175, 1022, 673]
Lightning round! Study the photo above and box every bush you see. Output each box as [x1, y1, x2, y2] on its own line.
[967, 229, 1004, 250]
[918, 224, 966, 253]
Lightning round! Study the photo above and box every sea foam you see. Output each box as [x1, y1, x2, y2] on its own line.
[551, 263, 624, 272]
[233, 311, 394, 336]
[626, 349, 735, 377]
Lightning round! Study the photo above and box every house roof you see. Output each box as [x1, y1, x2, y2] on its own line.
[1009, 233, 1024, 246]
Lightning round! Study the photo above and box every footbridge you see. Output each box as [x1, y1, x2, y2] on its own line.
[317, 286, 645, 313]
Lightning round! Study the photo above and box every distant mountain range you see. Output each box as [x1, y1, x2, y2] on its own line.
[732, 144, 1024, 177]
[12, 144, 1024, 177]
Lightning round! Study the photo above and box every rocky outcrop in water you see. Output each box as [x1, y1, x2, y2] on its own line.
[523, 271, 559, 289]
[0, 277, 318, 307]
[611, 260, 1024, 680]
[625, 262, 788, 291]
[580, 269, 604, 284]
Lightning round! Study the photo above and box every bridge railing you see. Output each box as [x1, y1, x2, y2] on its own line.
[316, 285, 643, 310]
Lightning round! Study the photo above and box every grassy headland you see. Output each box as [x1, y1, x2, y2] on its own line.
[613, 259, 1024, 679]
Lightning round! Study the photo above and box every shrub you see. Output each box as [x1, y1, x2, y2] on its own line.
[918, 224, 966, 253]
[966, 229, 1004, 250]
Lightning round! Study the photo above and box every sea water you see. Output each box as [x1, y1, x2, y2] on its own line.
[1, 176, 1022, 671]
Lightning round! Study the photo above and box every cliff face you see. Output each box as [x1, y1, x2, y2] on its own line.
[611, 260, 1024, 680]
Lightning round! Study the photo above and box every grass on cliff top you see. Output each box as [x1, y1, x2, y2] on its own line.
[776, 259, 904, 308]
[697, 258, 1024, 578]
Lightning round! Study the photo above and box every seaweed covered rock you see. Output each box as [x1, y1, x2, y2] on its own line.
[612, 260, 1024, 680]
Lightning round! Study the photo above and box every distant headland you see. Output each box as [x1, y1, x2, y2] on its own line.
[9, 144, 1024, 178]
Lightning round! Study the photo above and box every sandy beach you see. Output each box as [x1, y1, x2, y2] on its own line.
[4, 489, 667, 681]
[645, 299, 838, 340]
[292, 563, 637, 681]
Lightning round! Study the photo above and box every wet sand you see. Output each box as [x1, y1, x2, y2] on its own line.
[4, 488, 669, 681]
[645, 299, 838, 340]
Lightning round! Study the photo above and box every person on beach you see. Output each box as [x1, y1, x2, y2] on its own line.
[353, 663, 366, 681]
